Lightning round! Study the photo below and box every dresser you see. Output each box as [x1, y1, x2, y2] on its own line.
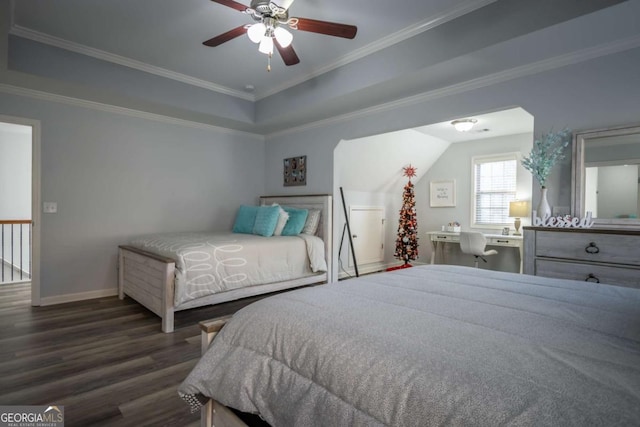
[523, 227, 640, 288]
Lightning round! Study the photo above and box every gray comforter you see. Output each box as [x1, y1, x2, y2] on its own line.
[179, 265, 640, 426]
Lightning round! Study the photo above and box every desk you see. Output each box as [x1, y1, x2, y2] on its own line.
[427, 231, 524, 273]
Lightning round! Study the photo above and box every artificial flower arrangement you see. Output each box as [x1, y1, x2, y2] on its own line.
[521, 128, 572, 188]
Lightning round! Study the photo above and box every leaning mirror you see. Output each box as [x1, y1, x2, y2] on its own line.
[572, 124, 640, 229]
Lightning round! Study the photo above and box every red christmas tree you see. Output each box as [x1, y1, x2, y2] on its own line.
[394, 165, 419, 265]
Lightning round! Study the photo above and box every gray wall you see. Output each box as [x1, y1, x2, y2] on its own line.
[0, 92, 265, 299]
[265, 47, 640, 279]
[2, 0, 640, 297]
[8, 36, 255, 126]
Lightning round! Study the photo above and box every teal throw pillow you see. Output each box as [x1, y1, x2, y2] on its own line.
[232, 205, 259, 234]
[281, 207, 309, 236]
[253, 205, 281, 237]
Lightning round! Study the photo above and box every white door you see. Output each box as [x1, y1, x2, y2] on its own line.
[348, 206, 385, 267]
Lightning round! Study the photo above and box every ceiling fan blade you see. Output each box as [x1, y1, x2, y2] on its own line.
[203, 25, 248, 47]
[275, 40, 300, 66]
[210, 0, 249, 12]
[292, 17, 357, 39]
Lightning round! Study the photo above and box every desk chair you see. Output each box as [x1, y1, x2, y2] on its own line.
[459, 232, 498, 268]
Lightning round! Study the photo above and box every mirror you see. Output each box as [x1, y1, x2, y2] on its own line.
[572, 124, 640, 229]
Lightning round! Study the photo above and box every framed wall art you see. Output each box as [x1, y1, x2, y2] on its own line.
[430, 179, 456, 207]
[283, 155, 307, 186]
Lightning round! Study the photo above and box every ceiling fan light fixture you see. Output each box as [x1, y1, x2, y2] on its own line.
[247, 23, 266, 43]
[451, 118, 478, 132]
[258, 36, 274, 55]
[274, 26, 293, 48]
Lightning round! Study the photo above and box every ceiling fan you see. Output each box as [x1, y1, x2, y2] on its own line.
[203, 0, 357, 71]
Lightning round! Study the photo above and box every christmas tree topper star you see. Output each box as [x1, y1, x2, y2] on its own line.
[403, 164, 417, 179]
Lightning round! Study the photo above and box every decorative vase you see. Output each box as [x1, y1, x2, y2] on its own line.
[537, 186, 551, 220]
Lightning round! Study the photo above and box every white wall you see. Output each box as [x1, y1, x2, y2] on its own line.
[334, 129, 450, 274]
[0, 125, 31, 218]
[415, 133, 533, 272]
[335, 190, 394, 276]
[418, 133, 534, 235]
[0, 123, 31, 275]
[0, 92, 265, 300]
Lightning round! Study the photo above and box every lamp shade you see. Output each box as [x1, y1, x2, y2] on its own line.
[274, 27, 293, 48]
[509, 201, 529, 217]
[247, 23, 266, 43]
[258, 36, 274, 54]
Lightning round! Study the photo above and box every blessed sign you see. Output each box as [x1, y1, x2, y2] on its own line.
[533, 211, 594, 228]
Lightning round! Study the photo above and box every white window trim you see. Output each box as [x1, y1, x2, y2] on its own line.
[470, 152, 520, 229]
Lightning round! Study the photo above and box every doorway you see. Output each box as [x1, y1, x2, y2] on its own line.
[0, 115, 41, 305]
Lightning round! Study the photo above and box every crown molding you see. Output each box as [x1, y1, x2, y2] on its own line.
[266, 34, 640, 138]
[255, 0, 498, 100]
[0, 83, 264, 140]
[4, 30, 638, 141]
[9, 0, 495, 103]
[9, 24, 256, 102]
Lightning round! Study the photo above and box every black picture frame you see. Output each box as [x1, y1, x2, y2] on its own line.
[283, 155, 307, 186]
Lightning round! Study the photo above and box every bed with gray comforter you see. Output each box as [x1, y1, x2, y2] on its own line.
[179, 264, 640, 426]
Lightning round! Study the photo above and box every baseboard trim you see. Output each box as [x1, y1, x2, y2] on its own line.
[339, 261, 428, 279]
[40, 288, 118, 306]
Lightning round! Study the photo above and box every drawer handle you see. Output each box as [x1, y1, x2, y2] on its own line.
[585, 273, 600, 283]
[585, 242, 600, 254]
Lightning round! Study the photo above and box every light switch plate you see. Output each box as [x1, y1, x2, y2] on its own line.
[43, 202, 57, 213]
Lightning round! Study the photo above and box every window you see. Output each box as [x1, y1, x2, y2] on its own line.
[472, 154, 517, 226]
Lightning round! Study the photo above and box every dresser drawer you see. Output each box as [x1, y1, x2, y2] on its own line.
[431, 234, 458, 242]
[486, 236, 520, 246]
[535, 231, 640, 266]
[535, 259, 640, 289]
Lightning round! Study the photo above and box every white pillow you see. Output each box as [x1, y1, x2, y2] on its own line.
[272, 204, 290, 236]
[302, 208, 321, 235]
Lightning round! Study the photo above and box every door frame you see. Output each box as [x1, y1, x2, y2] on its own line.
[0, 114, 41, 305]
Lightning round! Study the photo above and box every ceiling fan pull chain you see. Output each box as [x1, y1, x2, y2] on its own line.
[267, 52, 272, 72]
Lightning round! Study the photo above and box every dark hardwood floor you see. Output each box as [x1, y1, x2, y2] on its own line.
[0, 282, 266, 426]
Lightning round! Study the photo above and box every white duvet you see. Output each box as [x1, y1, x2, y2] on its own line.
[129, 232, 326, 306]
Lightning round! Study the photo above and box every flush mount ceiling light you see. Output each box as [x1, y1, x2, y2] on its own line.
[204, 0, 357, 72]
[451, 119, 478, 132]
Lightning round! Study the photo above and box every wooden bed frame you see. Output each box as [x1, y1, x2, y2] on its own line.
[118, 195, 333, 333]
[199, 316, 247, 427]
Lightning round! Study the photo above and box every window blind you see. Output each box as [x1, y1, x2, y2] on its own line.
[473, 156, 517, 225]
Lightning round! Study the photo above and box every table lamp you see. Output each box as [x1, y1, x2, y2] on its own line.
[509, 201, 529, 236]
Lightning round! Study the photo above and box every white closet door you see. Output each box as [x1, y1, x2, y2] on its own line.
[348, 206, 385, 267]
